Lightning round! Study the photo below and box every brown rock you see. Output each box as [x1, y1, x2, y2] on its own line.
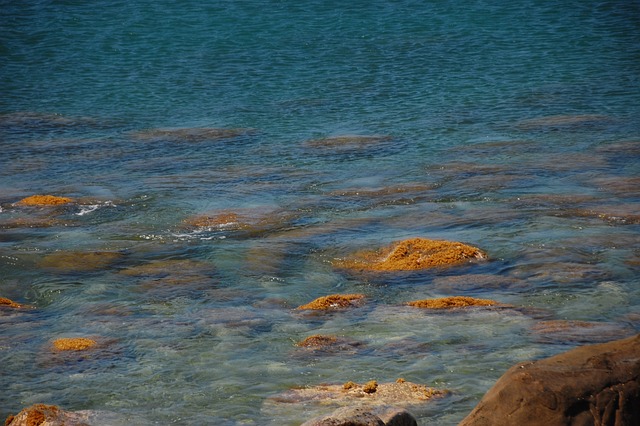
[40, 251, 123, 272]
[297, 335, 339, 347]
[296, 294, 366, 310]
[4, 404, 90, 426]
[15, 195, 73, 206]
[270, 380, 446, 406]
[333, 238, 485, 272]
[406, 296, 499, 309]
[300, 405, 418, 426]
[458, 334, 640, 426]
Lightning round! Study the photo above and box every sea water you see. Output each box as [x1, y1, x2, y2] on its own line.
[1, 0, 639, 424]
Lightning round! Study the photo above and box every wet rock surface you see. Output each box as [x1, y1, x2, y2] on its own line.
[406, 296, 500, 309]
[301, 405, 418, 426]
[296, 294, 366, 310]
[270, 379, 447, 408]
[459, 334, 640, 426]
[333, 238, 485, 272]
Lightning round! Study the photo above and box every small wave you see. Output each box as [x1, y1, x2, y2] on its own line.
[76, 201, 116, 216]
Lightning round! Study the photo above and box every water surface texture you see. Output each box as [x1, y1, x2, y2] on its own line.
[1, 1, 639, 424]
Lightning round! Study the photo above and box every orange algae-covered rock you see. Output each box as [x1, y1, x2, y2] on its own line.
[407, 296, 499, 309]
[15, 195, 73, 206]
[296, 294, 365, 310]
[297, 335, 339, 347]
[334, 238, 485, 272]
[52, 338, 97, 351]
[0, 297, 23, 309]
[4, 403, 92, 426]
[4, 404, 58, 426]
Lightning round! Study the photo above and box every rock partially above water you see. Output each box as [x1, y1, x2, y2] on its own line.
[14, 195, 73, 206]
[296, 294, 366, 310]
[271, 379, 446, 407]
[333, 238, 485, 272]
[406, 296, 500, 309]
[4, 404, 89, 426]
[459, 334, 640, 426]
[301, 405, 418, 426]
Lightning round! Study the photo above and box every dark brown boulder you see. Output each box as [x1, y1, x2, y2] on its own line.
[459, 334, 640, 426]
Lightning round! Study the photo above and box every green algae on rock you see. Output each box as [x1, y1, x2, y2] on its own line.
[333, 238, 485, 272]
[296, 294, 366, 310]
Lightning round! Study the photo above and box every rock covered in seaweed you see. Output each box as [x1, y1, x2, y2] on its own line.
[294, 334, 364, 356]
[333, 238, 485, 272]
[52, 337, 97, 351]
[0, 297, 26, 309]
[296, 294, 366, 310]
[14, 195, 73, 206]
[406, 296, 500, 309]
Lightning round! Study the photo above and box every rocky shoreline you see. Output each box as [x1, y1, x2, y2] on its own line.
[5, 334, 639, 426]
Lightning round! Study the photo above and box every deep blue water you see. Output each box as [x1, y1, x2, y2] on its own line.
[1, 1, 639, 424]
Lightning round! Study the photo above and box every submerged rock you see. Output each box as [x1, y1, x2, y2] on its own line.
[293, 334, 364, 356]
[530, 320, 636, 344]
[406, 296, 500, 309]
[516, 114, 614, 131]
[333, 238, 485, 272]
[459, 334, 640, 426]
[131, 127, 252, 142]
[305, 135, 392, 150]
[40, 251, 123, 272]
[14, 195, 73, 206]
[296, 294, 366, 310]
[270, 379, 446, 407]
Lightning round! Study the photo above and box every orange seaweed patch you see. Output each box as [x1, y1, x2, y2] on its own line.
[407, 296, 499, 309]
[362, 380, 378, 394]
[15, 195, 73, 206]
[334, 238, 485, 272]
[296, 335, 338, 347]
[0, 297, 23, 308]
[296, 294, 365, 310]
[52, 338, 97, 351]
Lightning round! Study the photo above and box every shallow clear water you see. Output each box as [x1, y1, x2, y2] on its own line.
[1, 0, 639, 424]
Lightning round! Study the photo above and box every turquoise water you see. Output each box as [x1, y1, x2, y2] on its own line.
[1, 0, 639, 424]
